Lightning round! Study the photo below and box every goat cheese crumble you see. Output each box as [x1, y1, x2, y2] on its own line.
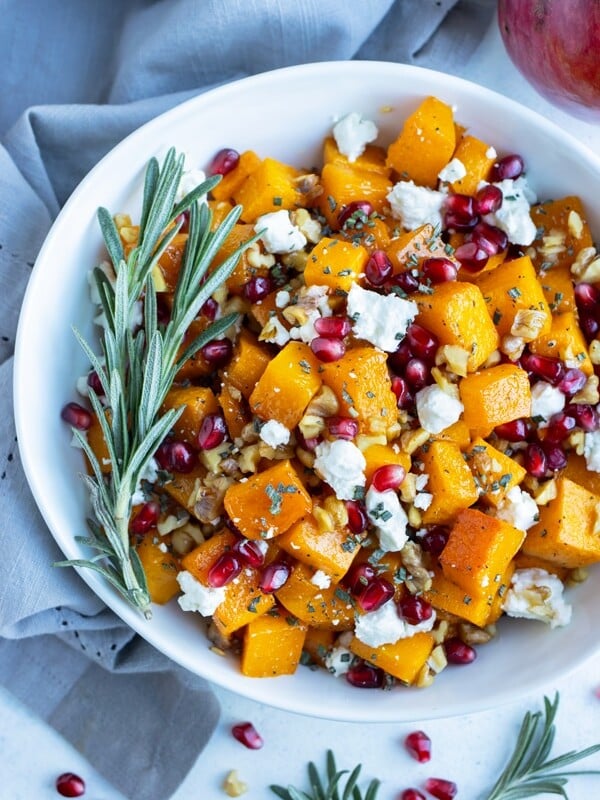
[311, 569, 332, 590]
[387, 180, 446, 230]
[354, 600, 436, 648]
[366, 485, 409, 552]
[483, 176, 537, 245]
[503, 568, 572, 628]
[314, 439, 366, 501]
[177, 571, 226, 616]
[332, 112, 378, 162]
[496, 486, 538, 531]
[583, 430, 600, 472]
[254, 209, 307, 254]
[438, 158, 467, 183]
[347, 283, 418, 352]
[416, 384, 464, 434]
[259, 419, 291, 448]
[530, 381, 565, 428]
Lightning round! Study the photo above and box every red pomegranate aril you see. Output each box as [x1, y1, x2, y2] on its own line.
[233, 538, 266, 568]
[310, 336, 345, 362]
[520, 353, 564, 384]
[130, 501, 160, 535]
[421, 257, 458, 284]
[86, 370, 104, 396]
[524, 443, 547, 478]
[543, 442, 568, 472]
[389, 340, 413, 371]
[201, 337, 233, 367]
[365, 249, 393, 286]
[208, 552, 242, 588]
[469, 220, 508, 255]
[444, 210, 479, 232]
[61, 402, 92, 431]
[197, 412, 227, 450]
[444, 637, 477, 665]
[260, 561, 291, 593]
[371, 464, 406, 492]
[420, 526, 449, 557]
[157, 294, 172, 325]
[56, 773, 86, 798]
[474, 183, 503, 215]
[454, 241, 489, 271]
[314, 316, 351, 338]
[494, 418, 531, 442]
[357, 576, 394, 612]
[444, 192, 475, 220]
[169, 441, 196, 472]
[345, 661, 385, 688]
[243, 275, 272, 302]
[231, 721, 264, 750]
[391, 376, 413, 409]
[404, 730, 432, 763]
[390, 269, 420, 294]
[424, 777, 458, 800]
[345, 562, 377, 594]
[398, 595, 433, 625]
[489, 153, 524, 182]
[209, 147, 240, 177]
[557, 367, 587, 396]
[574, 281, 600, 311]
[544, 412, 576, 443]
[579, 312, 600, 341]
[200, 297, 218, 320]
[345, 500, 369, 534]
[176, 210, 190, 233]
[567, 403, 599, 432]
[407, 323, 439, 362]
[338, 200, 374, 228]
[327, 415, 359, 440]
[401, 790, 426, 800]
[405, 358, 430, 390]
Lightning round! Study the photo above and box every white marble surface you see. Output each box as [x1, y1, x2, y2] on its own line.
[3, 15, 600, 800]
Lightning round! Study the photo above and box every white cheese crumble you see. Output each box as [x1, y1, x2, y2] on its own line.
[314, 440, 366, 501]
[311, 569, 332, 590]
[324, 645, 353, 677]
[254, 209, 307, 254]
[503, 568, 572, 628]
[583, 430, 600, 472]
[131, 457, 160, 506]
[261, 316, 290, 347]
[259, 419, 291, 448]
[347, 283, 418, 352]
[483, 176, 537, 245]
[530, 381, 565, 428]
[332, 112, 378, 162]
[289, 284, 332, 344]
[486, 146, 497, 160]
[275, 289, 291, 308]
[413, 492, 433, 510]
[415, 384, 464, 434]
[354, 600, 436, 647]
[438, 158, 467, 184]
[175, 167, 208, 204]
[387, 180, 446, 231]
[496, 486, 538, 531]
[366, 485, 409, 552]
[176, 570, 226, 616]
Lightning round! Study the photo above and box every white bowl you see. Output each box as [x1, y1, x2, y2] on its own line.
[14, 61, 600, 722]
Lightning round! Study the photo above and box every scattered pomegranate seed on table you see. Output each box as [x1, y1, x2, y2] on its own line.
[404, 730, 432, 763]
[401, 790, 426, 800]
[55, 772, 85, 798]
[424, 776, 458, 800]
[231, 721, 264, 750]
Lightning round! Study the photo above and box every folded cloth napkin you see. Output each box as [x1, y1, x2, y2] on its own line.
[0, 1, 493, 797]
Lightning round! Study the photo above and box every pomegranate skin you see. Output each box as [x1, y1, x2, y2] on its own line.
[498, 0, 600, 120]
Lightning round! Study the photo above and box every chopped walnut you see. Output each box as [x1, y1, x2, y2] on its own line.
[427, 644, 448, 674]
[481, 349, 502, 369]
[566, 566, 589, 587]
[533, 478, 557, 506]
[282, 304, 309, 326]
[415, 663, 435, 688]
[572, 374, 599, 405]
[431, 367, 460, 399]
[290, 207, 322, 243]
[322, 495, 349, 528]
[298, 413, 326, 440]
[400, 427, 430, 455]
[295, 446, 316, 469]
[510, 309, 548, 342]
[246, 242, 275, 270]
[223, 770, 248, 797]
[294, 173, 323, 204]
[589, 339, 600, 365]
[238, 444, 262, 473]
[305, 385, 339, 418]
[458, 622, 494, 645]
[193, 476, 232, 523]
[313, 505, 335, 534]
[356, 433, 387, 452]
[400, 540, 432, 594]
[568, 209, 584, 239]
[500, 334, 526, 361]
[281, 250, 309, 272]
[538, 229, 566, 261]
[207, 621, 232, 651]
[239, 422, 260, 444]
[571, 245, 600, 283]
[435, 344, 470, 377]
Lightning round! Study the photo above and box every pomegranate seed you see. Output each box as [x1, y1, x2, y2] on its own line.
[444, 193, 475, 221]
[208, 552, 242, 587]
[357, 576, 394, 612]
[391, 376, 413, 409]
[197, 412, 227, 450]
[338, 200, 374, 228]
[61, 402, 92, 431]
[389, 270, 420, 294]
[454, 241, 489, 271]
[421, 257, 458, 284]
[345, 500, 368, 534]
[156, 294, 172, 325]
[420, 526, 449, 557]
[310, 336, 345, 362]
[55, 773, 85, 798]
[398, 595, 433, 625]
[521, 353, 564, 384]
[86, 371, 104, 395]
[407, 323, 439, 362]
[574, 282, 600, 311]
[233, 538, 266, 568]
[444, 211, 479, 232]
[566, 403, 599, 431]
[557, 367, 587, 396]
[345, 661, 384, 688]
[243, 275, 273, 302]
[474, 183, 503, 215]
[201, 338, 233, 367]
[404, 730, 432, 763]
[489, 153, 524, 182]
[365, 249, 393, 286]
[155, 440, 196, 473]
[314, 316, 351, 338]
[209, 148, 240, 177]
[231, 721, 264, 749]
[543, 442, 568, 471]
[327, 415, 359, 440]
[371, 464, 406, 492]
[468, 221, 508, 255]
[524, 443, 548, 477]
[405, 358, 430, 390]
[544, 412, 576, 443]
[424, 777, 458, 800]
[444, 637, 477, 665]
[579, 312, 600, 342]
[200, 297, 218, 320]
[260, 561, 290, 593]
[389, 340, 413, 371]
[176, 210, 190, 233]
[345, 562, 377, 594]
[130, 501, 160, 535]
[401, 791, 426, 800]
[494, 418, 531, 442]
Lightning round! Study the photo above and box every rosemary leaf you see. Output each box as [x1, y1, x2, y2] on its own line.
[97, 207, 124, 268]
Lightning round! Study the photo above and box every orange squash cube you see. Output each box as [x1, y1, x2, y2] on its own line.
[218, 383, 250, 441]
[162, 463, 206, 517]
[362, 443, 411, 484]
[561, 452, 600, 496]
[181, 529, 237, 584]
[529, 311, 593, 375]
[86, 409, 112, 475]
[448, 134, 495, 195]
[459, 364, 531, 438]
[385, 223, 452, 273]
[529, 196, 593, 275]
[349, 632, 435, 684]
[223, 330, 271, 400]
[419, 440, 479, 525]
[136, 537, 180, 605]
[303, 627, 336, 667]
[275, 562, 355, 630]
[210, 150, 261, 202]
[465, 437, 527, 507]
[277, 514, 359, 581]
[161, 385, 219, 445]
[317, 162, 392, 229]
[153, 232, 188, 292]
[209, 223, 263, 295]
[423, 565, 512, 627]
[213, 568, 275, 637]
[323, 136, 390, 175]
[304, 236, 368, 293]
[234, 157, 301, 222]
[241, 610, 308, 677]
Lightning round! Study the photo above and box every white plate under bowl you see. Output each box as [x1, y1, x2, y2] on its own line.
[14, 61, 600, 722]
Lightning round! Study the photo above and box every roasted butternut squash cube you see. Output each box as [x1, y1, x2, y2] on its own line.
[460, 364, 531, 438]
[473, 254, 552, 338]
[275, 562, 355, 630]
[439, 508, 525, 598]
[241, 610, 307, 677]
[303, 627, 336, 667]
[529, 311, 593, 375]
[162, 463, 206, 517]
[318, 162, 393, 229]
[223, 459, 312, 540]
[223, 330, 271, 400]
[523, 477, 600, 568]
[136, 537, 180, 604]
[153, 232, 188, 292]
[537, 262, 576, 315]
[362, 443, 411, 484]
[386, 96, 456, 188]
[304, 236, 368, 293]
[512, 552, 569, 581]
[323, 136, 390, 175]
[181, 529, 237, 584]
[210, 150, 261, 202]
[415, 282, 499, 371]
[277, 514, 358, 581]
[561, 453, 600, 496]
[209, 223, 263, 295]
[86, 409, 112, 475]
[249, 341, 322, 428]
[448, 134, 495, 195]
[529, 196, 593, 275]
[349, 632, 435, 684]
[432, 419, 471, 449]
[419, 440, 479, 525]
[175, 317, 213, 381]
[234, 157, 301, 222]
[213, 568, 275, 637]
[423, 565, 513, 627]
[386, 223, 452, 273]
[161, 385, 219, 445]
[465, 437, 527, 508]
[208, 199, 234, 229]
[218, 383, 250, 441]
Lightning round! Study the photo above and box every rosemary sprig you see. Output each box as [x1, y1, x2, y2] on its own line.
[56, 148, 255, 617]
[270, 750, 381, 800]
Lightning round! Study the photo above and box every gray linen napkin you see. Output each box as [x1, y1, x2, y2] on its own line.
[0, 1, 493, 797]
